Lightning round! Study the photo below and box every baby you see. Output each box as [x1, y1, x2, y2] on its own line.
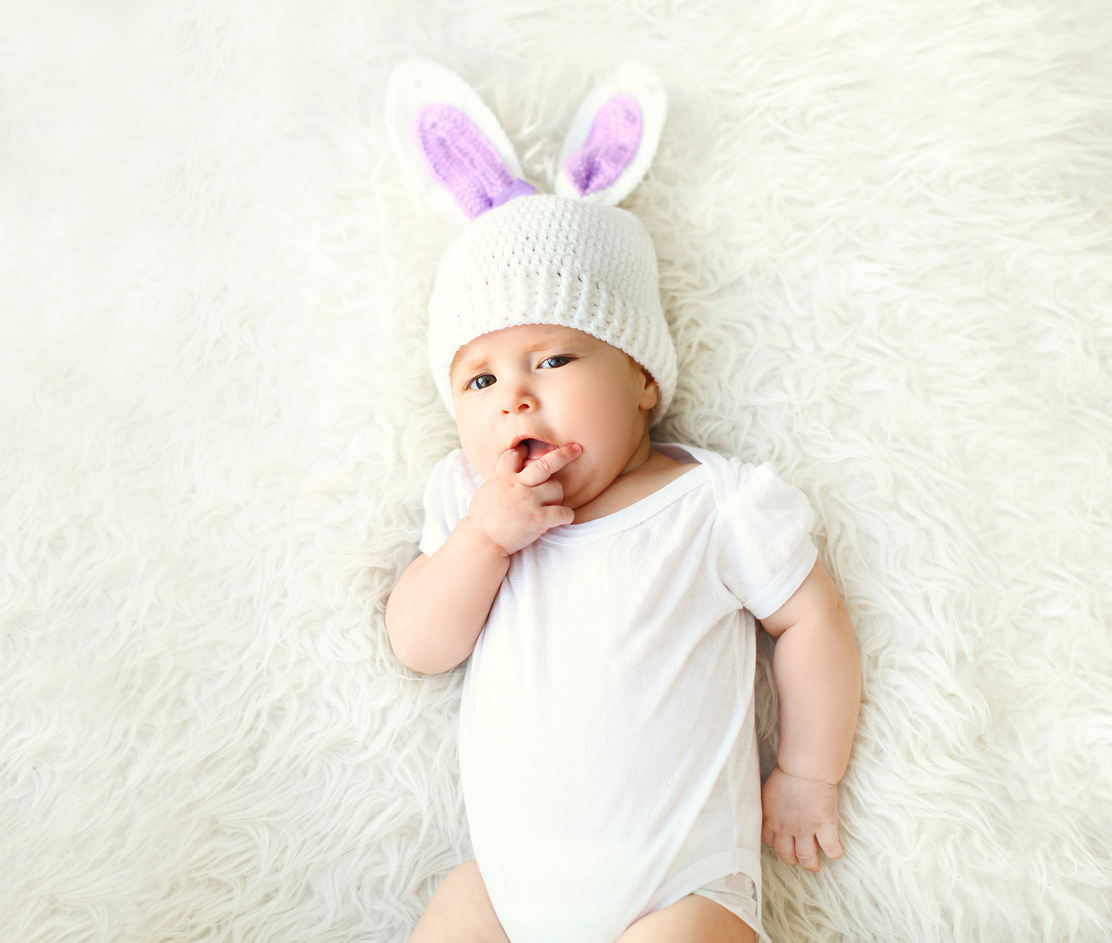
[384, 60, 860, 943]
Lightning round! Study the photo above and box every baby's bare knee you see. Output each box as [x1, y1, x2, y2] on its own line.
[409, 861, 509, 943]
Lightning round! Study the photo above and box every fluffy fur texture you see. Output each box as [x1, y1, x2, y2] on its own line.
[1, 1, 1109, 941]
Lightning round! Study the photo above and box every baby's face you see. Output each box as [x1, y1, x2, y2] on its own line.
[450, 324, 658, 509]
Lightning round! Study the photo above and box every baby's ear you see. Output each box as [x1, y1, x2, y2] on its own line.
[555, 63, 667, 206]
[385, 57, 535, 227]
[638, 367, 660, 413]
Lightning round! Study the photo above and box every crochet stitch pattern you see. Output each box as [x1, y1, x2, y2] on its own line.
[417, 104, 516, 219]
[564, 92, 643, 197]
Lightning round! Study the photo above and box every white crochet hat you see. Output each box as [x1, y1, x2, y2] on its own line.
[427, 194, 676, 420]
[386, 58, 674, 422]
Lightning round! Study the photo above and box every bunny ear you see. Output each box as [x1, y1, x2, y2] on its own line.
[385, 58, 535, 226]
[555, 63, 666, 206]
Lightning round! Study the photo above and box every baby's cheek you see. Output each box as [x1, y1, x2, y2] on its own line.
[453, 429, 485, 474]
[466, 446, 498, 482]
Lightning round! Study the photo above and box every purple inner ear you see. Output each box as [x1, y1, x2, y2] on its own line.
[416, 104, 531, 219]
[564, 93, 642, 197]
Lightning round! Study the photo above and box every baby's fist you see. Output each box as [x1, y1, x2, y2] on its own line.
[761, 767, 843, 873]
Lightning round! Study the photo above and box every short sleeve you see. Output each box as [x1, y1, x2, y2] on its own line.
[716, 462, 818, 619]
[418, 449, 478, 557]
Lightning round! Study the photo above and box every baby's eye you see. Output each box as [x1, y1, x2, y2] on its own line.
[539, 355, 572, 369]
[466, 374, 496, 391]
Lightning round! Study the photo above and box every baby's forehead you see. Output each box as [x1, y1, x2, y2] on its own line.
[450, 323, 617, 373]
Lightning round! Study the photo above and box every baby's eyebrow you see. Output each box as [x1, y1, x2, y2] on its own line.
[451, 332, 592, 379]
[451, 355, 489, 378]
[528, 335, 590, 354]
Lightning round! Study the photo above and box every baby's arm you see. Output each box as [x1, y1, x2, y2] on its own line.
[385, 444, 580, 674]
[759, 560, 861, 872]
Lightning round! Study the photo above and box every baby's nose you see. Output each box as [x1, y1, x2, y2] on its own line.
[501, 384, 537, 414]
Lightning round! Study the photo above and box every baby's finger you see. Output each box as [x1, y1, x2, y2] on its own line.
[517, 444, 581, 485]
[540, 505, 575, 529]
[773, 832, 797, 867]
[495, 447, 525, 477]
[531, 480, 565, 507]
[794, 833, 821, 873]
[816, 823, 844, 861]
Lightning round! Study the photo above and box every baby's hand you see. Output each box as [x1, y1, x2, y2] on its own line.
[761, 767, 844, 873]
[467, 444, 581, 556]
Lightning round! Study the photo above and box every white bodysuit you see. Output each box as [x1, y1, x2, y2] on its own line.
[419, 444, 817, 943]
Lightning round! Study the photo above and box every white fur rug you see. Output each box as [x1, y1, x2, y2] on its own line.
[2, 1, 1110, 940]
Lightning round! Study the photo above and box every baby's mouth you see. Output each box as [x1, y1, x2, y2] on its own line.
[517, 438, 558, 467]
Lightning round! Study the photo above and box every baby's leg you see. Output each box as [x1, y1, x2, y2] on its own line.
[408, 861, 510, 943]
[408, 863, 753, 943]
[617, 894, 756, 943]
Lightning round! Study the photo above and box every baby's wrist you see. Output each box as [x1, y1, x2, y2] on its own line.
[774, 763, 840, 787]
[457, 515, 514, 561]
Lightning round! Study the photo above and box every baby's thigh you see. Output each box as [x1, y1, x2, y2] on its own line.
[617, 893, 756, 943]
[408, 861, 510, 943]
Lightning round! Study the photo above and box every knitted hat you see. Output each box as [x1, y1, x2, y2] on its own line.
[385, 58, 675, 422]
[428, 194, 676, 419]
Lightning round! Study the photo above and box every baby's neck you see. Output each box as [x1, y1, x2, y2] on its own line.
[572, 446, 695, 524]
